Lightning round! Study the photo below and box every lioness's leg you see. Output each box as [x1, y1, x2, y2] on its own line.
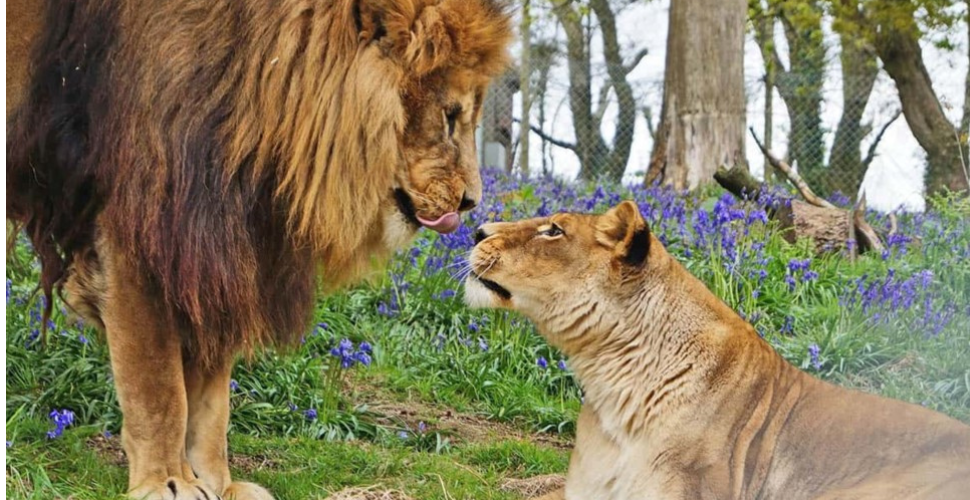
[184, 358, 274, 500]
[102, 252, 219, 499]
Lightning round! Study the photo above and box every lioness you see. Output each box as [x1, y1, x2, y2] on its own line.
[464, 201, 970, 500]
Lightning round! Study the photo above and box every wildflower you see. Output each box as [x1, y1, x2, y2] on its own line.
[557, 359, 567, 370]
[808, 344, 822, 370]
[784, 275, 797, 292]
[304, 408, 318, 421]
[229, 379, 240, 392]
[477, 337, 488, 352]
[418, 421, 427, 434]
[468, 321, 480, 333]
[47, 409, 76, 439]
[537, 357, 549, 369]
[79, 334, 89, 345]
[802, 270, 819, 283]
[287, 402, 298, 412]
[5, 441, 11, 448]
[398, 431, 409, 439]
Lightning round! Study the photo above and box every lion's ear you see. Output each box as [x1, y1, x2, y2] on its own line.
[596, 201, 650, 267]
[356, 0, 512, 78]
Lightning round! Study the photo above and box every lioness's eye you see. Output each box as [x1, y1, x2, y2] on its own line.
[540, 224, 564, 237]
[445, 105, 462, 137]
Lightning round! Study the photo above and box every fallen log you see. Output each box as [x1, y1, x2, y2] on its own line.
[714, 155, 886, 255]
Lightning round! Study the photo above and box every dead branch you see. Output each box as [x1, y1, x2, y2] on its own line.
[749, 127, 837, 210]
[512, 118, 576, 150]
[888, 213, 898, 236]
[853, 193, 886, 254]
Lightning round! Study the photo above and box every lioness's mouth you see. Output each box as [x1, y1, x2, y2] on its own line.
[393, 188, 460, 234]
[471, 273, 511, 300]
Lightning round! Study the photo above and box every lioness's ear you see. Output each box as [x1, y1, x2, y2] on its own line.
[596, 201, 650, 267]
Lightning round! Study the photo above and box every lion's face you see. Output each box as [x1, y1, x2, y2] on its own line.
[390, 68, 491, 235]
[463, 201, 653, 342]
[352, 0, 512, 242]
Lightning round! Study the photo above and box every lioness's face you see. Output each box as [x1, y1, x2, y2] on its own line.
[464, 201, 652, 326]
[392, 69, 491, 235]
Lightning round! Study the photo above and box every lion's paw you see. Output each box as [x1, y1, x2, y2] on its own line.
[223, 482, 274, 500]
[129, 478, 223, 500]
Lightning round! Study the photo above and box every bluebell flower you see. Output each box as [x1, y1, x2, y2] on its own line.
[304, 409, 318, 421]
[478, 337, 488, 352]
[537, 357, 548, 369]
[230, 379, 240, 392]
[557, 359, 567, 370]
[47, 409, 75, 439]
[398, 431, 409, 439]
[808, 344, 822, 370]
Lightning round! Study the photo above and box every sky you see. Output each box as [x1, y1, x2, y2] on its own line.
[502, 0, 968, 212]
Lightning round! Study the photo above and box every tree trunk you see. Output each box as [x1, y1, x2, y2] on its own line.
[873, 3, 969, 195]
[829, 10, 879, 197]
[518, 0, 532, 178]
[647, 0, 747, 190]
[961, 1, 970, 143]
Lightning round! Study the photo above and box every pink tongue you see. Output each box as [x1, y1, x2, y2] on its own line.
[417, 212, 461, 234]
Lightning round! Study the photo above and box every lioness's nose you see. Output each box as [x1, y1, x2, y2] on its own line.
[474, 227, 489, 244]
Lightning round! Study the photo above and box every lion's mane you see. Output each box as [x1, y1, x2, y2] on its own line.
[6, 0, 511, 366]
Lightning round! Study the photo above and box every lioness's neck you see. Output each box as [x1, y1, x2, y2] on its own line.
[548, 240, 774, 437]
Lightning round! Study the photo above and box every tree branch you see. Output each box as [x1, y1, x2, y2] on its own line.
[862, 110, 902, 167]
[749, 127, 837, 209]
[641, 106, 656, 141]
[513, 117, 576, 150]
[624, 48, 649, 75]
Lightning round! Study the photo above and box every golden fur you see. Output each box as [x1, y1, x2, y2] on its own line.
[465, 201, 970, 500]
[6, 0, 512, 498]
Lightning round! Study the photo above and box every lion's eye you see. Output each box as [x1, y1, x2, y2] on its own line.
[540, 224, 564, 237]
[445, 105, 462, 137]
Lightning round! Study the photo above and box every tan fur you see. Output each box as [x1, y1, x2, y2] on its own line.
[465, 201, 970, 500]
[7, 0, 512, 498]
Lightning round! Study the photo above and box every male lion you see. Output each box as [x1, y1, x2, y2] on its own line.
[6, 0, 512, 498]
[464, 201, 970, 500]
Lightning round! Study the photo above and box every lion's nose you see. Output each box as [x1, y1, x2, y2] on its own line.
[458, 192, 477, 212]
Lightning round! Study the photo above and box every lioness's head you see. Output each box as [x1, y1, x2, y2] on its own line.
[357, 0, 513, 237]
[464, 201, 662, 350]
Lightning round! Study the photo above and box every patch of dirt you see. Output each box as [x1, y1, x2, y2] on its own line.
[229, 452, 279, 473]
[325, 485, 414, 500]
[352, 375, 570, 450]
[499, 474, 565, 498]
[87, 434, 127, 466]
[86, 433, 278, 473]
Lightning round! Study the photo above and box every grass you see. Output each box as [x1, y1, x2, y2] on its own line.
[6, 171, 970, 498]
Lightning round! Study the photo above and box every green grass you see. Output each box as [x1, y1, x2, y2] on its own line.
[6, 181, 970, 498]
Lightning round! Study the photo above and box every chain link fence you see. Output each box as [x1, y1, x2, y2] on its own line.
[475, 1, 966, 212]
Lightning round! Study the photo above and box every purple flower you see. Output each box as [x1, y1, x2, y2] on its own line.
[229, 379, 240, 392]
[557, 359, 567, 370]
[418, 421, 427, 434]
[47, 409, 76, 439]
[478, 337, 488, 352]
[537, 357, 549, 369]
[304, 408, 318, 421]
[808, 344, 822, 370]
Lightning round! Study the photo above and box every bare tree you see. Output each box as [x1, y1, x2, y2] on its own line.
[749, 0, 826, 188]
[868, 1, 969, 194]
[647, 0, 747, 189]
[546, 0, 646, 182]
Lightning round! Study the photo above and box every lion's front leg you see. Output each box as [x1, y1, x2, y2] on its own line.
[102, 255, 220, 500]
[184, 358, 273, 500]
